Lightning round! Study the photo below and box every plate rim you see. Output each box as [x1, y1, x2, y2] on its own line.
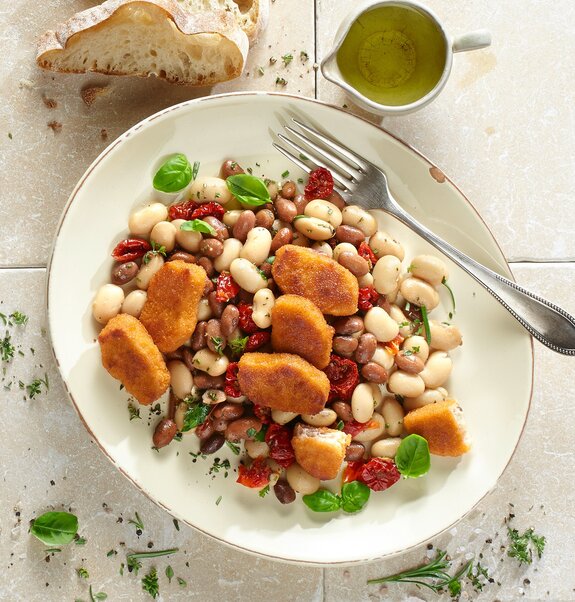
[45, 91, 534, 566]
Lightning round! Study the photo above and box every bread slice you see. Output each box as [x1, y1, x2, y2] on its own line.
[403, 399, 471, 457]
[36, 0, 250, 85]
[291, 424, 351, 481]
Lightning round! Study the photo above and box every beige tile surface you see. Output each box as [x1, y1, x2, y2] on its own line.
[316, 0, 575, 261]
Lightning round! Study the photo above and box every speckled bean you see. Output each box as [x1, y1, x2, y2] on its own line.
[332, 335, 358, 357]
[208, 291, 225, 318]
[270, 228, 293, 253]
[206, 319, 226, 353]
[168, 251, 196, 264]
[345, 442, 366, 462]
[275, 197, 298, 222]
[111, 261, 138, 286]
[292, 194, 309, 215]
[220, 159, 244, 179]
[193, 372, 225, 390]
[338, 252, 369, 277]
[333, 315, 364, 335]
[220, 305, 240, 337]
[200, 433, 225, 455]
[331, 401, 354, 422]
[200, 238, 224, 258]
[233, 210, 256, 242]
[354, 333, 377, 364]
[213, 402, 244, 420]
[335, 224, 365, 246]
[203, 216, 229, 242]
[361, 362, 388, 383]
[225, 417, 262, 442]
[255, 208, 275, 229]
[274, 479, 296, 504]
[153, 419, 178, 448]
[281, 180, 297, 199]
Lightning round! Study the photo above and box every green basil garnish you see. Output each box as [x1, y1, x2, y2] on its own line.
[153, 154, 194, 192]
[181, 402, 210, 432]
[395, 434, 431, 478]
[30, 511, 79, 546]
[341, 481, 370, 513]
[226, 174, 271, 207]
[302, 489, 341, 513]
[179, 219, 216, 236]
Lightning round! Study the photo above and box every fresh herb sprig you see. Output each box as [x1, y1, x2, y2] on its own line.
[141, 567, 159, 598]
[507, 527, 546, 565]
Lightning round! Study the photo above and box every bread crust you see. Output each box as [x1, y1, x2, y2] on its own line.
[98, 313, 170, 405]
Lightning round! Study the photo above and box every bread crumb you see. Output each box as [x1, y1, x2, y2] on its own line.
[429, 166, 446, 183]
[47, 121, 62, 133]
[81, 85, 108, 106]
[42, 95, 57, 109]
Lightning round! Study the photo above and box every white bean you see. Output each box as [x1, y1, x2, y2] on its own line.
[286, 463, 320, 494]
[381, 397, 404, 436]
[168, 360, 194, 399]
[135, 254, 164, 290]
[370, 382, 384, 411]
[271, 410, 299, 425]
[197, 298, 212, 321]
[92, 284, 124, 324]
[121, 289, 147, 318]
[240, 227, 272, 265]
[371, 345, 395, 370]
[353, 412, 386, 442]
[252, 288, 275, 329]
[428, 321, 463, 351]
[351, 383, 376, 423]
[192, 348, 229, 376]
[223, 209, 244, 227]
[128, 203, 168, 238]
[400, 277, 440, 311]
[388, 304, 412, 337]
[373, 255, 401, 295]
[364, 307, 400, 342]
[357, 272, 374, 288]
[403, 387, 448, 412]
[387, 370, 425, 397]
[369, 231, 405, 261]
[342, 205, 377, 236]
[409, 254, 449, 287]
[245, 440, 270, 459]
[230, 258, 269, 293]
[189, 176, 232, 204]
[150, 221, 177, 252]
[214, 237, 243, 272]
[293, 216, 335, 241]
[371, 437, 402, 459]
[332, 242, 357, 262]
[311, 241, 333, 257]
[419, 351, 452, 388]
[173, 219, 202, 252]
[302, 408, 338, 427]
[402, 335, 430, 363]
[304, 199, 343, 227]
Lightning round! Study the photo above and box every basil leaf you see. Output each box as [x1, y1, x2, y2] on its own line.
[180, 219, 216, 235]
[341, 481, 370, 513]
[181, 402, 210, 432]
[395, 434, 431, 478]
[30, 511, 79, 546]
[226, 174, 271, 207]
[153, 153, 193, 192]
[254, 424, 268, 442]
[302, 489, 341, 512]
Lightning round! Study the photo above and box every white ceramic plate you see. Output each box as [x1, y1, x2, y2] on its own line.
[47, 93, 533, 565]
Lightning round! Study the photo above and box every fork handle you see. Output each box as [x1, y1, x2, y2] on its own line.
[390, 203, 575, 355]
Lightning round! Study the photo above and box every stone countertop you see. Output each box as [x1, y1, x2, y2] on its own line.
[1, 0, 574, 600]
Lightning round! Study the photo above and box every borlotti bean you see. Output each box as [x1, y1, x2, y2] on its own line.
[341, 205, 377, 236]
[371, 437, 402, 459]
[128, 203, 168, 238]
[428, 320, 463, 351]
[167, 360, 194, 399]
[400, 276, 440, 311]
[192, 349, 229, 376]
[408, 254, 449, 286]
[369, 230, 405, 261]
[252, 288, 275, 329]
[172, 219, 202, 252]
[373, 255, 402, 295]
[332, 242, 358, 262]
[304, 199, 343, 227]
[364, 307, 400, 342]
[230, 258, 269, 293]
[189, 176, 232, 204]
[419, 351, 452, 388]
[293, 216, 336, 241]
[214, 238, 243, 272]
[150, 221, 177, 252]
[121, 290, 147, 318]
[240, 227, 272, 265]
[381, 397, 404, 436]
[92, 284, 124, 324]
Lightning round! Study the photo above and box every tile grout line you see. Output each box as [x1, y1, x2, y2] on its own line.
[0, 265, 46, 271]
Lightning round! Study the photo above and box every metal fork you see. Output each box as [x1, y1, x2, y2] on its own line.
[273, 118, 575, 356]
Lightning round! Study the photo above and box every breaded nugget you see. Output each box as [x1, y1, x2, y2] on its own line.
[291, 424, 351, 481]
[237, 352, 330, 415]
[98, 313, 170, 406]
[139, 260, 206, 353]
[403, 399, 471, 457]
[271, 294, 334, 369]
[272, 245, 359, 316]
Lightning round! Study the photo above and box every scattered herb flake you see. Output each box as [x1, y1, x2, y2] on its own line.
[259, 484, 270, 498]
[281, 53, 293, 66]
[141, 567, 159, 599]
[77, 567, 89, 579]
[281, 170, 290, 179]
[507, 527, 546, 565]
[165, 565, 174, 583]
[177, 577, 187, 587]
[275, 77, 288, 86]
[127, 512, 144, 533]
[225, 441, 240, 456]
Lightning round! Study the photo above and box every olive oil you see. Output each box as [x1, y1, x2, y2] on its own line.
[336, 5, 447, 106]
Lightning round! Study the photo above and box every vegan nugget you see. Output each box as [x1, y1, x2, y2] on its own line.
[139, 260, 205, 353]
[237, 352, 330, 415]
[272, 245, 359, 316]
[98, 313, 170, 405]
[271, 294, 334, 369]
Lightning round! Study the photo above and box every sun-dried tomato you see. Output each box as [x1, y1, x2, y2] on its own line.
[236, 458, 272, 488]
[358, 457, 401, 492]
[383, 333, 404, 356]
[265, 423, 296, 468]
[190, 202, 226, 221]
[237, 302, 259, 334]
[215, 271, 240, 302]
[111, 238, 151, 263]
[323, 354, 360, 402]
[358, 242, 377, 268]
[304, 167, 334, 200]
[245, 331, 271, 352]
[224, 362, 241, 398]
[342, 420, 368, 438]
[358, 286, 379, 311]
[253, 404, 272, 424]
[343, 460, 365, 484]
[168, 200, 198, 221]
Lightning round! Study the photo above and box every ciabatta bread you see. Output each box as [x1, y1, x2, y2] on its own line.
[36, 0, 254, 85]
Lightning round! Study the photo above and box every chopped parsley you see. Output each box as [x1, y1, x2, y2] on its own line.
[1, 332, 15, 362]
[210, 336, 225, 355]
[128, 403, 141, 420]
[281, 53, 293, 66]
[507, 527, 546, 565]
[141, 567, 159, 599]
[229, 336, 249, 357]
[225, 441, 240, 455]
[259, 484, 270, 498]
[77, 567, 89, 579]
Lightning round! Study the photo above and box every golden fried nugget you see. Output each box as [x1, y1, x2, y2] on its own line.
[291, 424, 351, 481]
[139, 260, 206, 353]
[272, 245, 359, 316]
[98, 313, 170, 406]
[403, 399, 471, 457]
[237, 352, 330, 415]
[271, 294, 334, 369]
